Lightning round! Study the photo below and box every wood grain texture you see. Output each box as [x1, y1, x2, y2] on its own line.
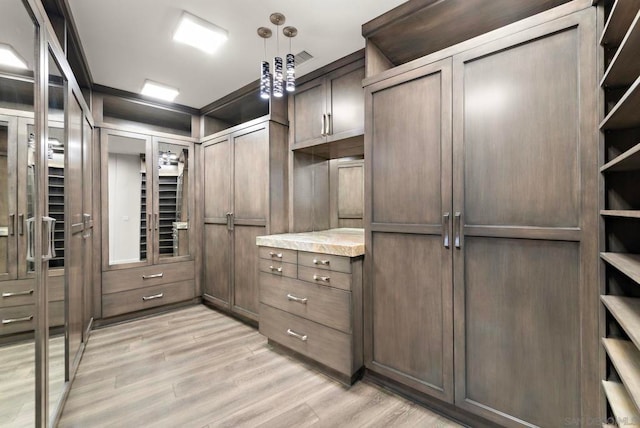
[601, 11, 640, 88]
[58, 306, 460, 428]
[326, 61, 366, 142]
[461, 27, 579, 228]
[297, 266, 352, 291]
[258, 247, 297, 264]
[101, 280, 195, 318]
[600, 0, 640, 46]
[257, 259, 297, 279]
[602, 296, 640, 350]
[203, 137, 231, 220]
[232, 225, 263, 320]
[601, 380, 640, 427]
[601, 75, 640, 130]
[601, 142, 640, 172]
[291, 80, 326, 148]
[601, 252, 640, 284]
[233, 125, 268, 221]
[259, 273, 352, 333]
[298, 251, 351, 273]
[102, 261, 195, 294]
[203, 224, 230, 307]
[603, 338, 640, 413]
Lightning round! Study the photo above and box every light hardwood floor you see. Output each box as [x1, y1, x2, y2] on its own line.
[58, 305, 462, 427]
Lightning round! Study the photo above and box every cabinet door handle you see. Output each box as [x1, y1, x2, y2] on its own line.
[18, 213, 24, 235]
[9, 213, 15, 236]
[2, 315, 33, 325]
[443, 212, 450, 248]
[321, 114, 326, 136]
[42, 216, 56, 261]
[155, 213, 159, 231]
[286, 328, 308, 342]
[312, 259, 329, 266]
[454, 212, 462, 249]
[269, 265, 283, 273]
[326, 113, 332, 135]
[148, 214, 152, 231]
[142, 293, 164, 301]
[2, 289, 34, 298]
[142, 273, 163, 279]
[313, 274, 330, 282]
[286, 293, 308, 304]
[269, 251, 283, 259]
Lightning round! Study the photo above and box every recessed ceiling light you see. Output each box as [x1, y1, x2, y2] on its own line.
[173, 11, 228, 54]
[0, 43, 28, 70]
[141, 80, 179, 102]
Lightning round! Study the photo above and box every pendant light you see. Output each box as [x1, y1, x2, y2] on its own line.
[257, 13, 298, 100]
[271, 13, 285, 98]
[283, 26, 297, 92]
[257, 27, 272, 99]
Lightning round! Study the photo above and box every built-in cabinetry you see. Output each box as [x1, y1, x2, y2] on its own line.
[202, 119, 288, 322]
[364, 5, 597, 427]
[290, 54, 364, 150]
[256, 229, 364, 384]
[599, 0, 640, 423]
[100, 129, 196, 319]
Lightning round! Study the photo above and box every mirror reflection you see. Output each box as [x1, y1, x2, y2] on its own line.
[0, 2, 37, 427]
[157, 143, 189, 259]
[108, 134, 148, 265]
[47, 51, 66, 424]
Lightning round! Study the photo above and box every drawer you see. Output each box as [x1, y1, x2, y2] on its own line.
[297, 266, 352, 291]
[0, 304, 36, 335]
[298, 252, 351, 273]
[0, 280, 35, 308]
[102, 279, 195, 318]
[260, 273, 351, 333]
[102, 261, 195, 294]
[259, 247, 297, 264]
[260, 304, 353, 376]
[258, 259, 297, 279]
[49, 300, 64, 327]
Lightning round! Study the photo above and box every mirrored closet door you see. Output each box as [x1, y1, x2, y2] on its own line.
[0, 2, 40, 427]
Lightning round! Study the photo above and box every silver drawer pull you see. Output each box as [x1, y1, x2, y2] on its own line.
[286, 328, 308, 342]
[313, 274, 330, 282]
[2, 289, 34, 298]
[269, 265, 283, 273]
[313, 259, 330, 265]
[2, 315, 33, 325]
[287, 293, 308, 304]
[142, 293, 164, 301]
[142, 273, 164, 279]
[269, 252, 283, 258]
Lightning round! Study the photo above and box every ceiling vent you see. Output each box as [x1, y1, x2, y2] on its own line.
[295, 50, 313, 66]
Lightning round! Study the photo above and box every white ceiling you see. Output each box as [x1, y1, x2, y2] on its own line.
[67, 0, 407, 109]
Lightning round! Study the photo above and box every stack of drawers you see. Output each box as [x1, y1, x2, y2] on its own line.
[258, 246, 363, 384]
[0, 276, 64, 338]
[101, 261, 195, 318]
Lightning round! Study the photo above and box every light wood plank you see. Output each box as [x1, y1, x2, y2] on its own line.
[600, 0, 640, 46]
[602, 253, 640, 284]
[602, 296, 640, 350]
[601, 210, 640, 219]
[58, 305, 462, 428]
[601, 142, 640, 172]
[601, 75, 640, 130]
[602, 380, 640, 428]
[603, 338, 640, 412]
[602, 11, 640, 88]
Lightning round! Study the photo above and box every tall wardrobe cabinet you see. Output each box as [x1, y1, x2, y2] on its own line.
[202, 119, 288, 321]
[364, 7, 598, 427]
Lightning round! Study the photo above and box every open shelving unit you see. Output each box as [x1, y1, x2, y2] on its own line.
[48, 165, 64, 269]
[600, 0, 640, 424]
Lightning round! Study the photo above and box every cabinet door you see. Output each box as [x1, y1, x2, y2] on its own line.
[151, 137, 194, 264]
[0, 115, 17, 281]
[101, 129, 154, 270]
[203, 136, 231, 307]
[326, 61, 365, 142]
[452, 10, 598, 427]
[290, 78, 326, 148]
[365, 58, 453, 402]
[232, 124, 269, 320]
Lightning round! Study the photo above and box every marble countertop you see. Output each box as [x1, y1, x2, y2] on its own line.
[256, 228, 364, 257]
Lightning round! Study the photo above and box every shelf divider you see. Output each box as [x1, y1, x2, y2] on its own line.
[602, 296, 640, 350]
[601, 75, 640, 130]
[600, 0, 640, 47]
[602, 380, 640, 427]
[603, 338, 640, 414]
[602, 11, 640, 88]
[601, 253, 640, 285]
[601, 142, 640, 172]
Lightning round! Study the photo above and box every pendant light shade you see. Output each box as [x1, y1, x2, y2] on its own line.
[273, 56, 284, 98]
[260, 60, 271, 99]
[286, 53, 295, 92]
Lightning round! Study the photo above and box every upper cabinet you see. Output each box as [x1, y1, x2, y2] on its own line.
[290, 56, 365, 150]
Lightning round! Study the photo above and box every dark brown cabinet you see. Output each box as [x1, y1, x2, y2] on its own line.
[365, 8, 598, 427]
[202, 119, 288, 321]
[290, 59, 365, 149]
